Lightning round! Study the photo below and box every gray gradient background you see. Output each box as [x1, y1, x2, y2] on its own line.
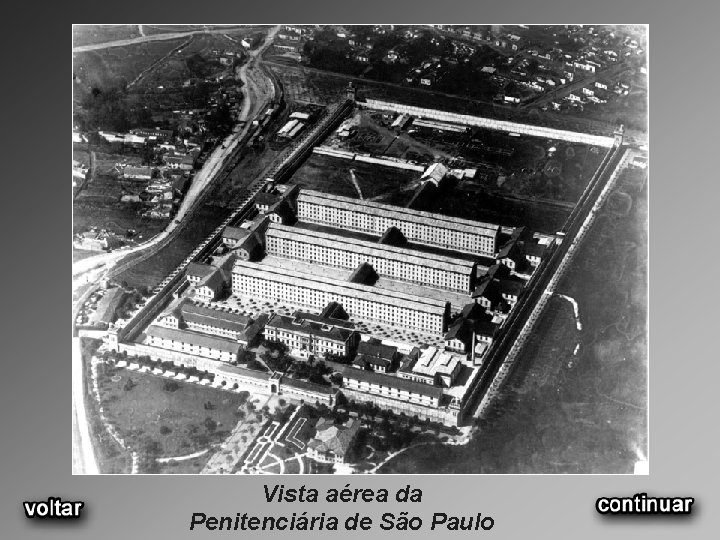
[1, 0, 716, 537]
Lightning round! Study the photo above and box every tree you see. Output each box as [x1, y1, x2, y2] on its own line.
[206, 102, 234, 138]
[204, 417, 217, 433]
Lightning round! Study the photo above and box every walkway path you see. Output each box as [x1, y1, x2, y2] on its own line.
[71, 338, 99, 474]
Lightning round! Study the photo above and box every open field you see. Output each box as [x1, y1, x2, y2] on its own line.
[381, 162, 647, 474]
[134, 34, 239, 91]
[289, 153, 421, 204]
[81, 339, 132, 474]
[73, 25, 141, 47]
[73, 38, 188, 96]
[96, 364, 249, 465]
[114, 204, 231, 289]
[413, 186, 571, 233]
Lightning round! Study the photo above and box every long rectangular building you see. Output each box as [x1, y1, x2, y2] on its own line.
[144, 325, 241, 363]
[265, 223, 478, 292]
[232, 260, 449, 334]
[336, 364, 443, 407]
[295, 190, 500, 256]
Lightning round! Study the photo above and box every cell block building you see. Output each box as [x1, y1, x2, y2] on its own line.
[294, 190, 500, 256]
[232, 260, 450, 334]
[264, 222, 479, 293]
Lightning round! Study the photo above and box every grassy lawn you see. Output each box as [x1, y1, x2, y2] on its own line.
[416, 186, 571, 233]
[97, 365, 249, 464]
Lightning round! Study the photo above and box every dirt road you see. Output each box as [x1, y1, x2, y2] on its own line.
[72, 26, 252, 53]
[72, 26, 280, 282]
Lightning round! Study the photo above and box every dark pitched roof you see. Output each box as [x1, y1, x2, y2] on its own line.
[357, 339, 397, 361]
[186, 262, 216, 279]
[485, 263, 510, 280]
[268, 199, 295, 222]
[378, 226, 407, 246]
[497, 278, 524, 297]
[352, 354, 391, 369]
[444, 318, 473, 343]
[348, 262, 378, 285]
[472, 277, 501, 302]
[223, 226, 251, 241]
[197, 269, 227, 292]
[523, 241, 546, 257]
[255, 192, 280, 207]
[497, 240, 523, 260]
[238, 233, 263, 258]
[242, 313, 268, 343]
[474, 319, 499, 337]
[460, 302, 485, 321]
[319, 301, 348, 320]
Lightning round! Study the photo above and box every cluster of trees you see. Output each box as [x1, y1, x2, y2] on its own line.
[75, 86, 157, 133]
[185, 53, 221, 79]
[262, 351, 292, 373]
[291, 359, 331, 386]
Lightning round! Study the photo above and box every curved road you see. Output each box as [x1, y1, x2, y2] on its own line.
[71, 26, 280, 473]
[72, 25, 279, 281]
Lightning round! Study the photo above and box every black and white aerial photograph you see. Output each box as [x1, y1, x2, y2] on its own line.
[72, 24, 648, 475]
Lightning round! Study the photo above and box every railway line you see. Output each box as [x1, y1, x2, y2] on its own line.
[113, 98, 354, 343]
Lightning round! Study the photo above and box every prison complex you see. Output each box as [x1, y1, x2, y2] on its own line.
[295, 190, 500, 256]
[265, 222, 480, 292]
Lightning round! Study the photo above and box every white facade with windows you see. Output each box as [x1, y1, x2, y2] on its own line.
[232, 261, 448, 334]
[265, 223, 476, 292]
[295, 190, 499, 256]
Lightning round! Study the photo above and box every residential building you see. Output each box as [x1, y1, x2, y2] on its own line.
[306, 418, 361, 464]
[352, 339, 399, 373]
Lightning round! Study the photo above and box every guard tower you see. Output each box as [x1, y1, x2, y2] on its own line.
[346, 82, 356, 103]
[613, 123, 625, 146]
